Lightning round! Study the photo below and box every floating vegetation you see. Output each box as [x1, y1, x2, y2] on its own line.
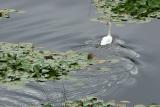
[40, 103, 54, 107]
[148, 105, 160, 107]
[30, 103, 54, 107]
[64, 96, 110, 107]
[39, 96, 160, 107]
[0, 9, 23, 19]
[0, 42, 98, 84]
[92, 0, 160, 25]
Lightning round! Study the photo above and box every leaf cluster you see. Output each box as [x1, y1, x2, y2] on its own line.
[40, 96, 160, 107]
[0, 42, 96, 83]
[64, 96, 113, 107]
[93, 0, 160, 25]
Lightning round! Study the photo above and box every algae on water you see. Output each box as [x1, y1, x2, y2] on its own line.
[39, 96, 160, 107]
[64, 96, 109, 107]
[92, 0, 160, 25]
[38, 97, 110, 107]
[0, 42, 97, 84]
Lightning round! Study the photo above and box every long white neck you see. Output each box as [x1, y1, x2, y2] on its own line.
[100, 22, 113, 45]
[107, 22, 112, 36]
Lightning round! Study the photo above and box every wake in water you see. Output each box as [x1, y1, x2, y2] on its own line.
[0, 36, 140, 107]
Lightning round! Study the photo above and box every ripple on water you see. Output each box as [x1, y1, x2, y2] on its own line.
[60, 37, 139, 100]
[0, 38, 139, 107]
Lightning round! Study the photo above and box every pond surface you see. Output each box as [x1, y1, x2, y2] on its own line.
[0, 0, 160, 106]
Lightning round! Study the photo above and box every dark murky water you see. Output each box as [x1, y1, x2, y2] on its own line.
[0, 0, 160, 106]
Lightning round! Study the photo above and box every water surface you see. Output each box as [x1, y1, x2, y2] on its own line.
[0, 0, 160, 106]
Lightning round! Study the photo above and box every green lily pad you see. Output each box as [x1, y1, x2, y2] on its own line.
[92, 0, 160, 25]
[0, 42, 97, 84]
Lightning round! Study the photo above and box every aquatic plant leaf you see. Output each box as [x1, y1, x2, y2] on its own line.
[149, 105, 160, 107]
[92, 0, 160, 25]
[40, 96, 160, 107]
[0, 42, 97, 84]
[41, 103, 54, 107]
[134, 105, 147, 107]
[64, 96, 109, 107]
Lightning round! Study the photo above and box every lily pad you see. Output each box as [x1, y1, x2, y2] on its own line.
[0, 42, 97, 84]
[92, 0, 160, 25]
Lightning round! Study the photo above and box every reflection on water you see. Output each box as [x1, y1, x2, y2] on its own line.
[0, 0, 160, 107]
